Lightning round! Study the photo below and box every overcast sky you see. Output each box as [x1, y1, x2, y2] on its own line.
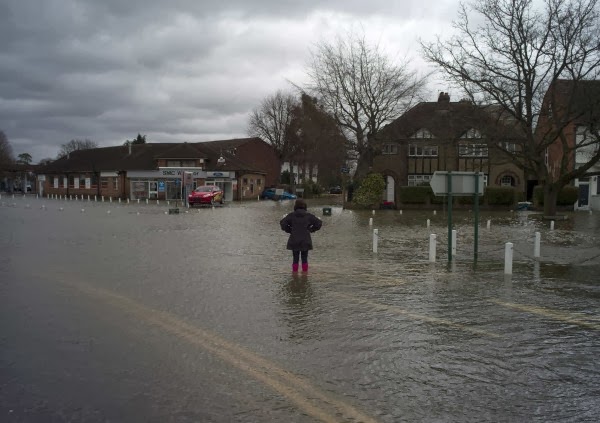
[0, 0, 461, 162]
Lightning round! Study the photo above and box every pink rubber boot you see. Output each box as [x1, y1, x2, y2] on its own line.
[301, 263, 308, 272]
[292, 263, 299, 272]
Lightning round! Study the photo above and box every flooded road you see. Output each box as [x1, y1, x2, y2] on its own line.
[1, 196, 599, 422]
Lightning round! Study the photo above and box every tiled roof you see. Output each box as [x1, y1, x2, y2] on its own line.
[38, 139, 266, 174]
[378, 99, 512, 141]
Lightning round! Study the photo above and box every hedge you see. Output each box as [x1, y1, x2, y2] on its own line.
[533, 185, 579, 206]
[484, 187, 516, 206]
[399, 186, 432, 204]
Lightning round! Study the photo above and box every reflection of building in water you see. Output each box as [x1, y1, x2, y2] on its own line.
[36, 138, 280, 202]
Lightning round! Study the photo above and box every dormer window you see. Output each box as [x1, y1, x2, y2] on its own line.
[411, 128, 435, 138]
[462, 128, 482, 139]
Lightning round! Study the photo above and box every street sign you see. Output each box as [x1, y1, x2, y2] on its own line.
[430, 171, 484, 196]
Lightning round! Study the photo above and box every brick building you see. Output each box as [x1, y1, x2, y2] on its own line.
[37, 138, 280, 202]
[373, 93, 526, 205]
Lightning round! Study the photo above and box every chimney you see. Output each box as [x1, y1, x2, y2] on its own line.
[438, 92, 450, 102]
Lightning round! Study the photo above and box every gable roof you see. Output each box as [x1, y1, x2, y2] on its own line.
[378, 98, 522, 142]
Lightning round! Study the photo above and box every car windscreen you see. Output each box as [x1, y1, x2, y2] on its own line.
[195, 186, 214, 192]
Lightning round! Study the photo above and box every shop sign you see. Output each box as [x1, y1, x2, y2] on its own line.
[206, 171, 231, 178]
[128, 169, 206, 179]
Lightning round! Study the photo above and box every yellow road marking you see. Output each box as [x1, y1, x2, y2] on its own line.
[490, 299, 600, 330]
[62, 280, 379, 423]
[332, 291, 501, 338]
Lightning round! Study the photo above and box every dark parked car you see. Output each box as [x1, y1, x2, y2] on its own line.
[329, 186, 342, 194]
[260, 188, 297, 200]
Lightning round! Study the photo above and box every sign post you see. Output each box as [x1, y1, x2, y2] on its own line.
[430, 171, 485, 263]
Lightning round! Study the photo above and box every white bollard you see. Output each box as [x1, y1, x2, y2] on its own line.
[433, 210, 437, 215]
[429, 234, 437, 262]
[372, 210, 375, 215]
[504, 242, 514, 275]
[550, 220, 555, 230]
[137, 199, 140, 204]
[257, 196, 260, 201]
[372, 229, 378, 253]
[399, 210, 403, 215]
[157, 200, 159, 205]
[452, 229, 457, 257]
[167, 201, 170, 206]
[118, 198, 121, 204]
[88, 195, 90, 201]
[70, 195, 72, 200]
[534, 231, 541, 259]
[487, 219, 491, 230]
[369, 217, 373, 226]
[109, 197, 112, 203]
[590, 210, 593, 215]
[146, 199, 149, 205]
[95, 195, 97, 202]
[127, 198, 130, 204]
[102, 196, 104, 202]
[427, 219, 430, 228]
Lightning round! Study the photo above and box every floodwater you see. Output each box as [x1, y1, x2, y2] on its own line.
[1, 195, 599, 422]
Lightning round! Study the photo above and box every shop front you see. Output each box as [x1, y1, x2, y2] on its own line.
[205, 171, 236, 202]
[127, 168, 205, 200]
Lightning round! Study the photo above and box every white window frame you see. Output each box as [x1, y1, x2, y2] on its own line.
[407, 174, 433, 186]
[382, 144, 398, 155]
[409, 144, 438, 157]
[459, 143, 488, 157]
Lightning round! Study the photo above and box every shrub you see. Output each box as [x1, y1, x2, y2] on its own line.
[533, 185, 579, 206]
[399, 186, 431, 204]
[299, 179, 323, 198]
[457, 195, 484, 205]
[485, 187, 516, 206]
[353, 173, 386, 207]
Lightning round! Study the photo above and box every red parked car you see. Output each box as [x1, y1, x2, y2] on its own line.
[188, 185, 224, 206]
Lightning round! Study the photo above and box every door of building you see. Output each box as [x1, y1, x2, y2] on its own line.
[578, 183, 589, 207]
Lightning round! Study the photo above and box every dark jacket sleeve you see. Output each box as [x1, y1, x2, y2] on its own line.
[308, 214, 322, 233]
[280, 214, 292, 233]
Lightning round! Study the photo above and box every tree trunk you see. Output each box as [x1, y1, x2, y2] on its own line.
[543, 184, 559, 216]
[354, 146, 375, 181]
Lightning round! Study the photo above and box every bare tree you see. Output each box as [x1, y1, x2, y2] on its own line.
[248, 91, 298, 161]
[306, 32, 428, 180]
[0, 130, 14, 168]
[422, 0, 600, 216]
[58, 139, 98, 158]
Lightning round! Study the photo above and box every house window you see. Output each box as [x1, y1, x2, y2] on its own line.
[462, 128, 482, 138]
[408, 174, 432, 186]
[499, 142, 517, 153]
[257, 179, 262, 186]
[181, 160, 195, 167]
[101, 178, 109, 189]
[382, 144, 398, 155]
[411, 128, 435, 138]
[167, 160, 180, 167]
[459, 143, 488, 157]
[79, 175, 86, 188]
[243, 178, 248, 184]
[501, 175, 514, 186]
[409, 144, 438, 157]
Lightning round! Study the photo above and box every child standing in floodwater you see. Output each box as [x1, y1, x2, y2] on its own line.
[280, 199, 322, 272]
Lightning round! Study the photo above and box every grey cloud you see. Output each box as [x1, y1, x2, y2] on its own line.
[0, 0, 459, 161]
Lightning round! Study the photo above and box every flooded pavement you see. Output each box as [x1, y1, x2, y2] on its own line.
[1, 196, 599, 422]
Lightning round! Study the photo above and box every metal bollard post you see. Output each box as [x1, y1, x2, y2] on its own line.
[372, 210, 375, 215]
[433, 210, 437, 215]
[534, 231, 541, 259]
[369, 217, 373, 226]
[399, 210, 402, 215]
[427, 219, 430, 228]
[550, 220, 555, 230]
[451, 229, 457, 258]
[372, 229, 378, 253]
[504, 242, 513, 275]
[429, 234, 437, 262]
[102, 196, 104, 202]
[146, 199, 149, 205]
[487, 219, 491, 230]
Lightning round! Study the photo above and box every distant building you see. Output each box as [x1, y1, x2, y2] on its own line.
[535, 80, 600, 211]
[37, 138, 280, 201]
[373, 93, 525, 205]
